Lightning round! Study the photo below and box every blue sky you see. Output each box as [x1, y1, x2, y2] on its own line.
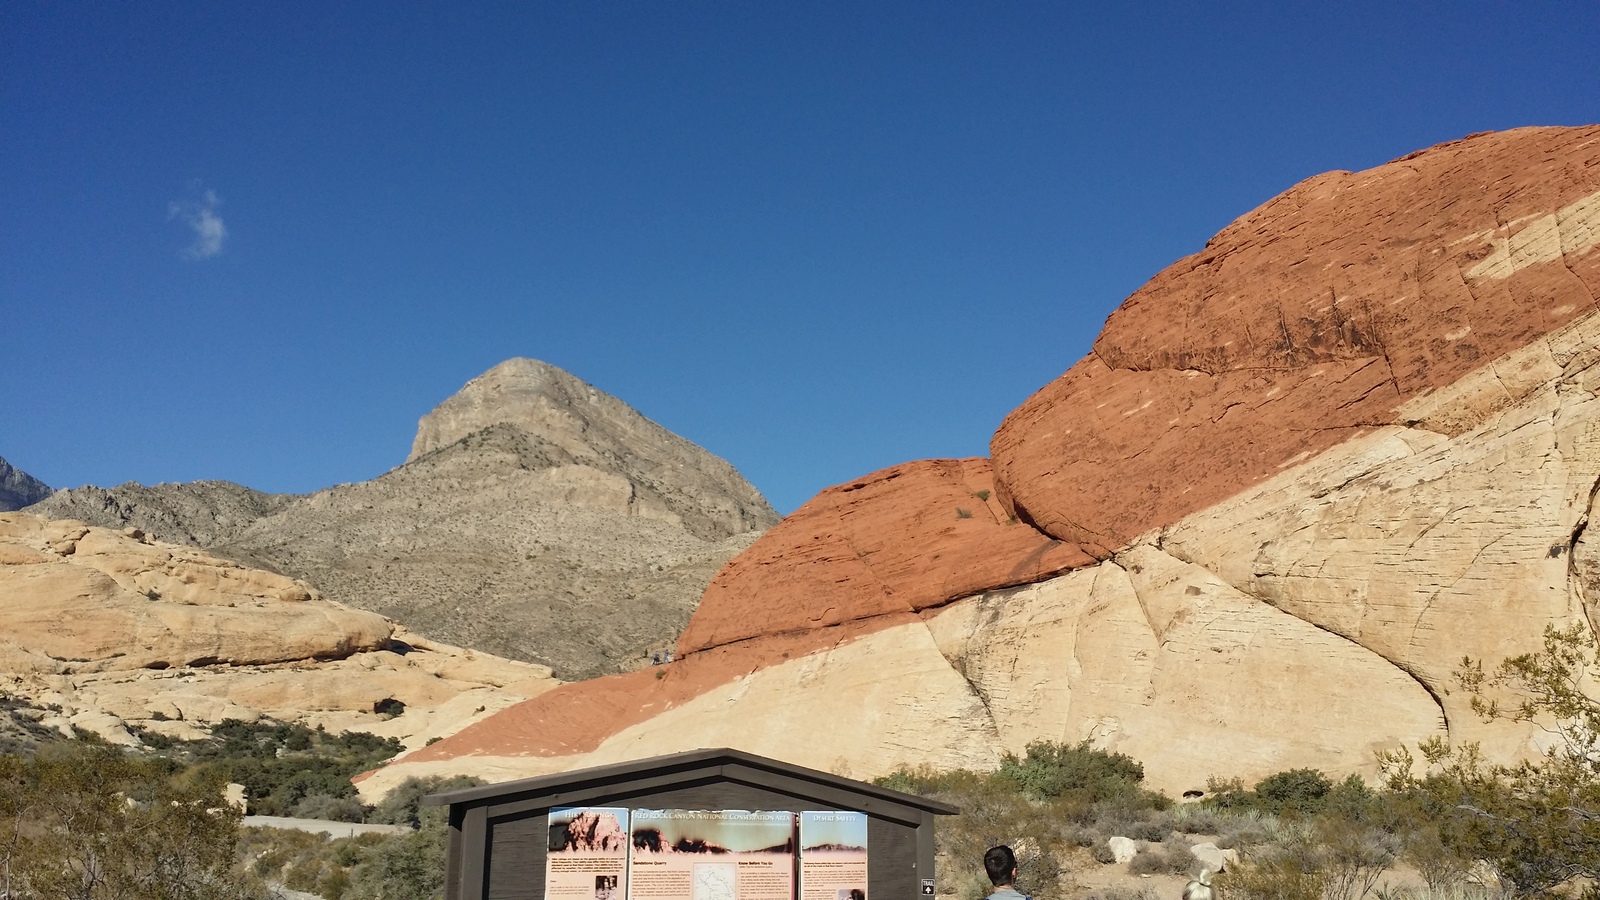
[4, 2, 1598, 514]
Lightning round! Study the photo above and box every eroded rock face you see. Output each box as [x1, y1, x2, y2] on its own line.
[376, 126, 1600, 798]
[29, 481, 296, 546]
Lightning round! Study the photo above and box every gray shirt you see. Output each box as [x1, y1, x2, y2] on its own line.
[987, 887, 1029, 900]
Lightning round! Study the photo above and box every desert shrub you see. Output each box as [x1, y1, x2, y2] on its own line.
[178, 720, 403, 817]
[876, 767, 1067, 899]
[1214, 858, 1325, 900]
[1314, 819, 1399, 900]
[242, 824, 325, 877]
[1085, 888, 1159, 900]
[1087, 806, 1167, 844]
[1377, 624, 1600, 897]
[368, 773, 486, 829]
[0, 742, 266, 900]
[1321, 774, 1384, 824]
[997, 740, 1155, 805]
[291, 792, 368, 822]
[1128, 840, 1196, 876]
[344, 828, 450, 900]
[1166, 804, 1228, 836]
[1090, 841, 1118, 864]
[1061, 823, 1099, 848]
[1394, 821, 1469, 896]
[1203, 777, 1258, 813]
[1253, 768, 1333, 816]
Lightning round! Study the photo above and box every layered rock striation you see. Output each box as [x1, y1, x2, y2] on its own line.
[383, 125, 1600, 799]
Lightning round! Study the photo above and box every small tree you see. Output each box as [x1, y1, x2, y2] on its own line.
[0, 743, 258, 900]
[1379, 623, 1600, 896]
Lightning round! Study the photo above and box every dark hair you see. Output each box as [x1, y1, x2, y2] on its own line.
[983, 846, 1016, 886]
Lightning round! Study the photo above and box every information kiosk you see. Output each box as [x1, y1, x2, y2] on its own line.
[425, 748, 959, 900]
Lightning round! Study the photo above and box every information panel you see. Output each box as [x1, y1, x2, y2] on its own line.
[627, 809, 796, 900]
[798, 811, 868, 900]
[547, 807, 632, 900]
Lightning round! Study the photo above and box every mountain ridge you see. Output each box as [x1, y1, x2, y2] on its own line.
[0, 457, 53, 512]
[24, 358, 778, 679]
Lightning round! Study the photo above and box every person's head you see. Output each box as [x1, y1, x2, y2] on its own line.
[983, 846, 1017, 887]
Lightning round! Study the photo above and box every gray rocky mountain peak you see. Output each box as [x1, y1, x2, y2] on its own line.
[0, 457, 52, 512]
[411, 358, 775, 541]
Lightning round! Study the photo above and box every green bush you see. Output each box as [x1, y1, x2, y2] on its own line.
[368, 774, 486, 829]
[0, 743, 266, 900]
[1377, 624, 1600, 896]
[874, 767, 1068, 899]
[1253, 769, 1333, 816]
[175, 719, 403, 816]
[291, 793, 367, 822]
[996, 740, 1153, 804]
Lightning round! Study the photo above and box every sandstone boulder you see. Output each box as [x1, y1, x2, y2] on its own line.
[1108, 836, 1137, 864]
[0, 513, 560, 751]
[0, 513, 390, 671]
[1189, 842, 1227, 873]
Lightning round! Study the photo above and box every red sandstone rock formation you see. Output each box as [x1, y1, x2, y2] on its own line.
[992, 125, 1600, 547]
[675, 457, 1092, 655]
[371, 125, 1600, 797]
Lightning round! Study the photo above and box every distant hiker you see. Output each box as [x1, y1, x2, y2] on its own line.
[1183, 869, 1215, 900]
[983, 846, 1029, 900]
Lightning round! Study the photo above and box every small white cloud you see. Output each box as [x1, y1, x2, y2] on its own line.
[168, 186, 227, 259]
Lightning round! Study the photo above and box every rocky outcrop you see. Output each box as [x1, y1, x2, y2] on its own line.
[384, 126, 1600, 799]
[991, 125, 1600, 552]
[30, 480, 296, 546]
[0, 513, 558, 749]
[23, 359, 779, 680]
[676, 458, 1092, 655]
[0, 457, 52, 512]
[0, 513, 387, 673]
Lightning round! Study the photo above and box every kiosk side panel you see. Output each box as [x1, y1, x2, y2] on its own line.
[866, 815, 918, 900]
[488, 812, 546, 900]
